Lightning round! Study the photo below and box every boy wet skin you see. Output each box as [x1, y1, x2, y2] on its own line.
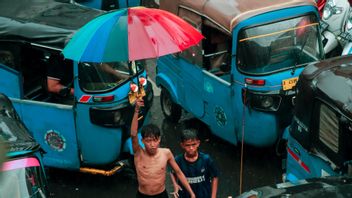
[131, 98, 196, 198]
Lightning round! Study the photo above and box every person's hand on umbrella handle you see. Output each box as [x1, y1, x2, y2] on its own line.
[134, 98, 144, 114]
[170, 184, 182, 198]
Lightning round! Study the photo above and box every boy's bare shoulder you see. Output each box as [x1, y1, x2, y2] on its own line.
[159, 148, 171, 153]
[159, 148, 172, 156]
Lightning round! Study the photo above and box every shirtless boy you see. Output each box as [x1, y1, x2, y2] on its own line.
[131, 98, 195, 198]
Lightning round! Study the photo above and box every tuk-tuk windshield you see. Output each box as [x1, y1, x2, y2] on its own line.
[78, 61, 144, 92]
[237, 14, 321, 75]
[0, 158, 47, 198]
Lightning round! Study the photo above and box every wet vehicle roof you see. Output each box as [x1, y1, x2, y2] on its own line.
[161, 0, 316, 33]
[238, 176, 352, 197]
[0, 0, 104, 50]
[301, 55, 352, 118]
[0, 94, 39, 154]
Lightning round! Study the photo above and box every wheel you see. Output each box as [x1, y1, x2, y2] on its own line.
[160, 88, 182, 122]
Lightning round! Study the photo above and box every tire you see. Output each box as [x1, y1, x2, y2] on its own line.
[160, 88, 182, 122]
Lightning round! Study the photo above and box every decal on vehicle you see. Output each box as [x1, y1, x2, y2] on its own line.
[214, 106, 227, 127]
[79, 95, 92, 103]
[44, 130, 66, 152]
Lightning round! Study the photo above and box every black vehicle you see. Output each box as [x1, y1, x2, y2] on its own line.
[238, 176, 352, 198]
[284, 54, 352, 181]
[0, 93, 48, 197]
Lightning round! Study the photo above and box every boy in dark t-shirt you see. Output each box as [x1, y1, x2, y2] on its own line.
[170, 129, 219, 198]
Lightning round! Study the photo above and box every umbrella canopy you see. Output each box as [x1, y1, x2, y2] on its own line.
[62, 7, 204, 62]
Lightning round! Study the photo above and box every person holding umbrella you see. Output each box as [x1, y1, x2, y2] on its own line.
[61, 9, 204, 197]
[131, 98, 196, 198]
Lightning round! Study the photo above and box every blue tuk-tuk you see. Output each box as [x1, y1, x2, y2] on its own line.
[74, 0, 140, 10]
[285, 55, 352, 182]
[58, 0, 159, 10]
[0, 93, 49, 197]
[157, 0, 324, 147]
[0, 0, 153, 174]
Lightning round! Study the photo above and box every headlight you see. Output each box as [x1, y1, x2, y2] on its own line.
[114, 111, 122, 123]
[90, 104, 128, 127]
[347, 12, 352, 30]
[347, 19, 352, 30]
[244, 89, 282, 112]
[322, 0, 343, 20]
[323, 6, 332, 20]
[260, 96, 274, 108]
[323, 4, 332, 20]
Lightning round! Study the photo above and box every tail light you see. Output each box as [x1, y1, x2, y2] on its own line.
[245, 78, 265, 86]
[93, 95, 115, 102]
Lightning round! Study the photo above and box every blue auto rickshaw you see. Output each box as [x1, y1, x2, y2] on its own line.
[74, 0, 140, 10]
[285, 55, 352, 182]
[157, 0, 324, 147]
[0, 0, 153, 174]
[0, 93, 49, 197]
[61, 0, 159, 10]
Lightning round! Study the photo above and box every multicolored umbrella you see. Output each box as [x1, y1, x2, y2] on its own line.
[62, 7, 204, 62]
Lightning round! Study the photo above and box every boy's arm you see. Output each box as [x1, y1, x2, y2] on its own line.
[131, 98, 143, 154]
[170, 173, 182, 198]
[167, 150, 195, 198]
[211, 177, 218, 198]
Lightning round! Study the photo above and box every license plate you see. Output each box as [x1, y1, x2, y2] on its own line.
[282, 77, 298, 91]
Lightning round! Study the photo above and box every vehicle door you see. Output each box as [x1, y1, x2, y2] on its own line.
[74, 61, 145, 165]
[177, 8, 236, 143]
[0, 42, 79, 169]
[199, 21, 236, 144]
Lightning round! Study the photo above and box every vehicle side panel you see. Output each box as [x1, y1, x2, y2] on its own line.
[11, 99, 80, 169]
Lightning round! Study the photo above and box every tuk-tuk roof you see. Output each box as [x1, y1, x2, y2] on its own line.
[161, 0, 316, 33]
[0, 93, 39, 154]
[301, 55, 352, 118]
[0, 0, 104, 50]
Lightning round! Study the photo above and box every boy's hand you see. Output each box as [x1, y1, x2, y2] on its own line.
[135, 98, 144, 112]
[170, 185, 182, 198]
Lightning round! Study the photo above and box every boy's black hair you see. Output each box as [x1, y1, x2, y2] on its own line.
[180, 129, 199, 142]
[141, 124, 161, 139]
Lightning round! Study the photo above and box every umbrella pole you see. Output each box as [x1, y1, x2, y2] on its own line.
[132, 60, 144, 120]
